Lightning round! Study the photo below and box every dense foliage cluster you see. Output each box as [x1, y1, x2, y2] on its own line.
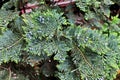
[0, 0, 120, 80]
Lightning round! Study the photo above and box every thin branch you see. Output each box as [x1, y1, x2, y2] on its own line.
[73, 42, 96, 75]
[6, 37, 23, 50]
[0, 37, 24, 51]
[54, 0, 76, 6]
[76, 46, 93, 69]
[0, 66, 8, 70]
[75, 46, 96, 76]
[8, 66, 12, 80]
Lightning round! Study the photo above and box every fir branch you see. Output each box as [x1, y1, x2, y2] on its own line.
[73, 43, 95, 75]
[73, 41, 93, 69]
[0, 36, 23, 51]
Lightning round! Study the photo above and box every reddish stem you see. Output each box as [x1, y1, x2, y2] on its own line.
[54, 0, 76, 7]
